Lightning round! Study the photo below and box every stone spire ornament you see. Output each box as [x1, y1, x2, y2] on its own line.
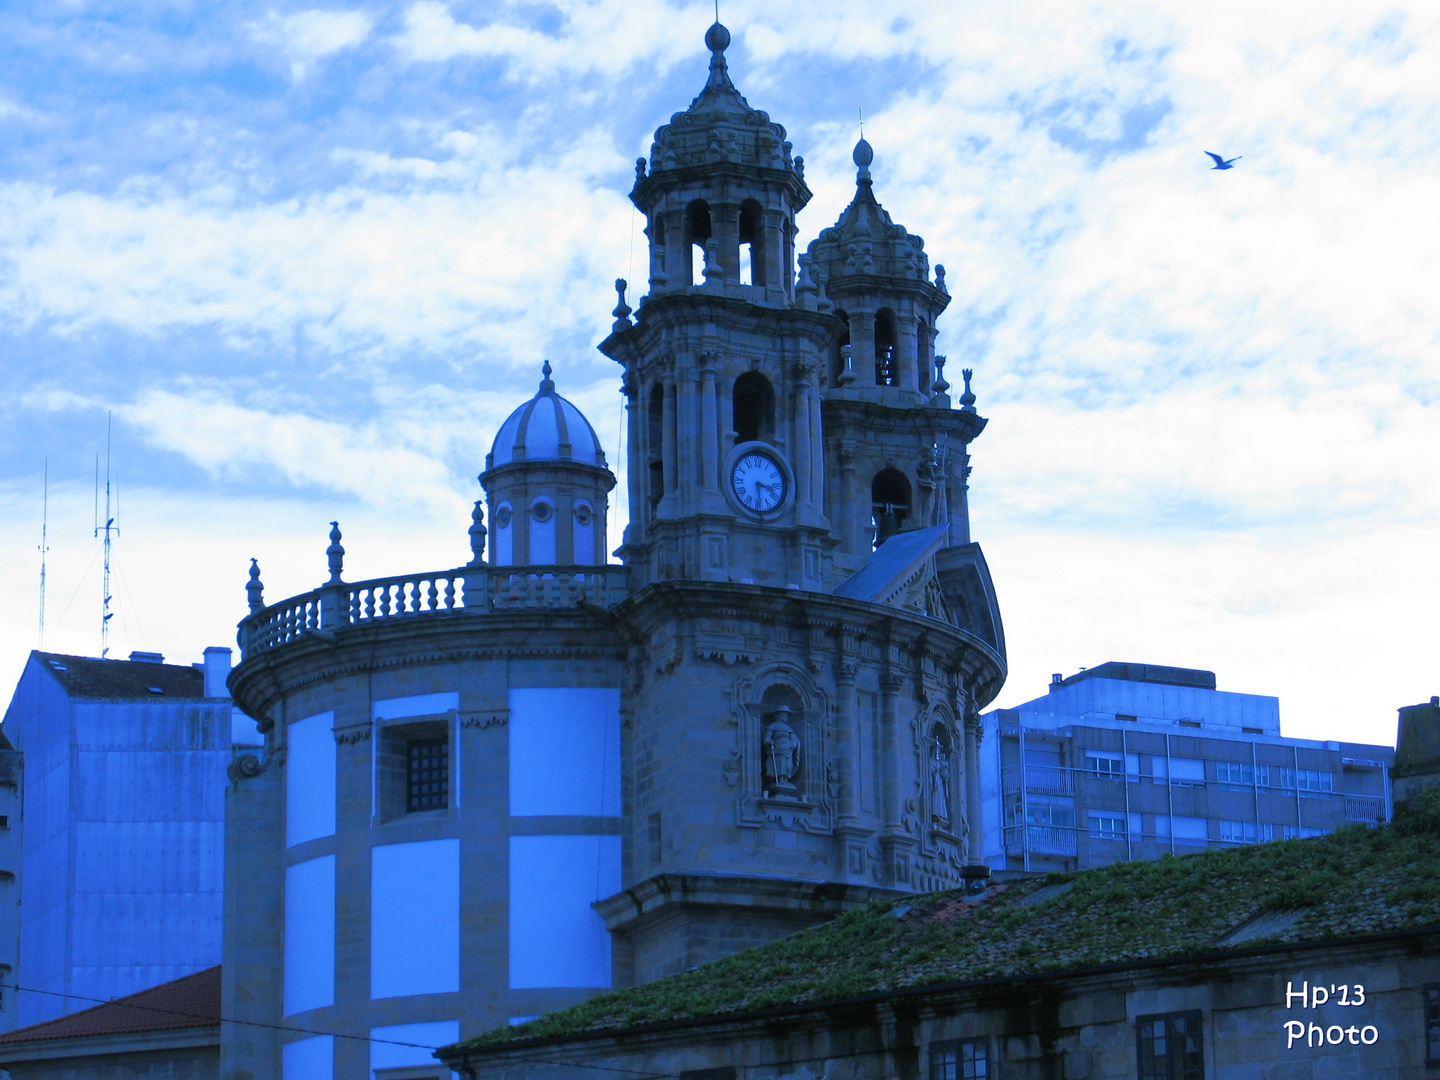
[960, 368, 977, 414]
[325, 522, 344, 583]
[467, 501, 488, 567]
[931, 354, 951, 398]
[539, 359, 555, 394]
[246, 558, 265, 613]
[612, 278, 632, 331]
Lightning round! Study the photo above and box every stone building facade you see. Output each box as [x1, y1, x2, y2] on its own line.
[221, 21, 1006, 1079]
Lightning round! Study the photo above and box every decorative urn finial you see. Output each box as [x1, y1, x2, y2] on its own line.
[704, 21, 732, 88]
[960, 368, 977, 413]
[539, 360, 555, 393]
[853, 137, 874, 185]
[326, 522, 345, 583]
[467, 501, 488, 567]
[612, 278, 632, 330]
[246, 558, 265, 613]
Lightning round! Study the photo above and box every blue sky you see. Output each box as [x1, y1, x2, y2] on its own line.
[1, 1, 1436, 741]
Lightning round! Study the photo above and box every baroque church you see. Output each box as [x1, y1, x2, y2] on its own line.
[222, 23, 1006, 1079]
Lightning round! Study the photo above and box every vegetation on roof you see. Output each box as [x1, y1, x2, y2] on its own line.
[457, 789, 1440, 1053]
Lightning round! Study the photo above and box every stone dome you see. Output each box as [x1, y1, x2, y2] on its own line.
[487, 362, 606, 470]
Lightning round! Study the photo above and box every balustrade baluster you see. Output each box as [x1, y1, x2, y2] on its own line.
[427, 579, 439, 611]
[348, 591, 359, 625]
[444, 577, 457, 610]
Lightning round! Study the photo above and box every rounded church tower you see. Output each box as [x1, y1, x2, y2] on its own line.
[481, 362, 614, 567]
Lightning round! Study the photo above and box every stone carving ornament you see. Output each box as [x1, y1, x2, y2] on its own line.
[930, 740, 951, 824]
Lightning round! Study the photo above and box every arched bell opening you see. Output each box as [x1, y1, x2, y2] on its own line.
[874, 308, 898, 386]
[870, 467, 910, 546]
[685, 199, 712, 286]
[738, 199, 766, 287]
[647, 382, 664, 516]
[732, 371, 775, 445]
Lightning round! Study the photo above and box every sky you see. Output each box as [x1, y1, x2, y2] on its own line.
[0, 0, 1435, 745]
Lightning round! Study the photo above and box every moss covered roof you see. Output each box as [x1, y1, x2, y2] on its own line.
[458, 791, 1440, 1054]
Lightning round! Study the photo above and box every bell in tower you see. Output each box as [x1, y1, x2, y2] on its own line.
[601, 22, 840, 591]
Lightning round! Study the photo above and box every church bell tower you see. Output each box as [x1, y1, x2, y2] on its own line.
[601, 22, 840, 590]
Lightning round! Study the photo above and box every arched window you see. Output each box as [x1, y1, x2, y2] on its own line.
[832, 310, 852, 385]
[647, 382, 664, 515]
[495, 501, 514, 566]
[738, 199, 766, 287]
[685, 200, 712, 286]
[573, 500, 595, 565]
[732, 372, 775, 444]
[917, 318, 932, 394]
[529, 498, 556, 564]
[871, 468, 910, 546]
[874, 308, 898, 386]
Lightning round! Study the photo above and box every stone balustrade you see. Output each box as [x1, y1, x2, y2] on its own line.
[239, 565, 629, 659]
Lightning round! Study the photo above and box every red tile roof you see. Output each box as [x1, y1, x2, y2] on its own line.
[0, 966, 220, 1044]
[34, 651, 205, 700]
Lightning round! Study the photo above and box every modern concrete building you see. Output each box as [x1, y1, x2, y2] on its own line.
[0, 648, 260, 1031]
[0, 730, 20, 1034]
[222, 21, 1007, 1079]
[980, 662, 1394, 873]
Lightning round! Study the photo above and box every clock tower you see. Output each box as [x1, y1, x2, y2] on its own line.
[601, 22, 840, 591]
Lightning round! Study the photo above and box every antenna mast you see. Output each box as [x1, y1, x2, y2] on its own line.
[38, 461, 49, 648]
[94, 413, 118, 659]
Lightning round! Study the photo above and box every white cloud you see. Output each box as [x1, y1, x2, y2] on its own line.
[251, 8, 374, 78]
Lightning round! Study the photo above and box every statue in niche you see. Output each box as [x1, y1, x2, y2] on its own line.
[930, 739, 951, 825]
[762, 707, 801, 798]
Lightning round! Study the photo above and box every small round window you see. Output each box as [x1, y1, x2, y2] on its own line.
[496, 506, 512, 528]
[531, 501, 553, 523]
[574, 504, 593, 526]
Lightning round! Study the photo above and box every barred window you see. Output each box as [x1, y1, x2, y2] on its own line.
[1426, 984, 1440, 1066]
[407, 739, 449, 812]
[1137, 1011, 1203, 1080]
[930, 1038, 988, 1080]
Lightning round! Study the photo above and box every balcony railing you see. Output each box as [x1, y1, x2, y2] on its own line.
[1344, 795, 1388, 823]
[1002, 764, 1074, 796]
[1004, 825, 1078, 856]
[239, 565, 630, 658]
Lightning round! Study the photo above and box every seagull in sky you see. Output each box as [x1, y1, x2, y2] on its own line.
[1205, 151, 1241, 170]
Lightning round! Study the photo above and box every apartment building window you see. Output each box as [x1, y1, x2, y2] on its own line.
[1215, 761, 1252, 787]
[1258, 766, 1333, 795]
[1425, 984, 1440, 1066]
[931, 1038, 988, 1080]
[1136, 1011, 1204, 1080]
[1021, 794, 1075, 828]
[1089, 814, 1125, 839]
[1219, 820, 1272, 845]
[1086, 751, 1124, 780]
[1169, 757, 1205, 786]
[1283, 825, 1331, 840]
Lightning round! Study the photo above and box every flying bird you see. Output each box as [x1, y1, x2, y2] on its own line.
[1205, 151, 1241, 170]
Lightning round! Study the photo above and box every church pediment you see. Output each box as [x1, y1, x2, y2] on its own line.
[833, 524, 950, 620]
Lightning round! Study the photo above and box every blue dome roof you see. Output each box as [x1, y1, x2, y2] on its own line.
[489, 362, 606, 469]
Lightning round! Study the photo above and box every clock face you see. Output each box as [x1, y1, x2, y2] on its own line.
[731, 452, 787, 513]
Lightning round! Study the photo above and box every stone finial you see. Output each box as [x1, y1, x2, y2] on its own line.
[703, 237, 723, 287]
[794, 154, 805, 180]
[935, 264, 948, 294]
[467, 500, 488, 567]
[634, 157, 647, 183]
[932, 354, 951, 396]
[837, 343, 858, 386]
[960, 368, 977, 413]
[795, 254, 818, 310]
[853, 137, 874, 185]
[246, 558, 265, 613]
[540, 360, 555, 393]
[326, 521, 345, 583]
[704, 21, 732, 89]
[612, 278, 632, 330]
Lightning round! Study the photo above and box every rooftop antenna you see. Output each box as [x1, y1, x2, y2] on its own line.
[93, 413, 118, 659]
[38, 460, 49, 649]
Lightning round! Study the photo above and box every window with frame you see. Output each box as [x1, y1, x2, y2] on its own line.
[1425, 984, 1440, 1066]
[1023, 794, 1075, 828]
[1136, 1010, 1204, 1080]
[1218, 819, 1270, 845]
[1089, 813, 1125, 839]
[1215, 760, 1252, 786]
[407, 739, 449, 812]
[1086, 751, 1123, 780]
[930, 1038, 989, 1080]
[1283, 825, 1330, 840]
